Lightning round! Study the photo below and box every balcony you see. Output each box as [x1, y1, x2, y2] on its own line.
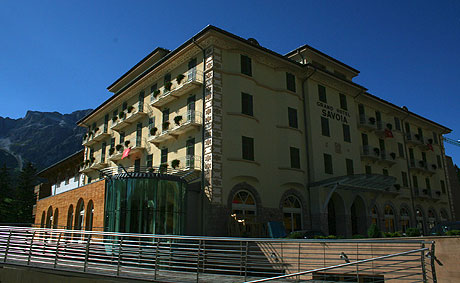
[100, 155, 202, 182]
[108, 139, 146, 162]
[375, 121, 394, 137]
[151, 69, 203, 108]
[378, 150, 397, 167]
[93, 128, 110, 142]
[111, 115, 130, 131]
[357, 115, 377, 132]
[432, 190, 442, 201]
[409, 159, 435, 175]
[406, 132, 423, 146]
[414, 187, 431, 200]
[124, 105, 148, 124]
[80, 158, 109, 173]
[148, 111, 202, 146]
[360, 145, 380, 162]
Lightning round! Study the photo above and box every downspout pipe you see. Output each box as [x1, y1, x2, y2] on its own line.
[192, 38, 207, 235]
[400, 109, 417, 229]
[298, 50, 316, 230]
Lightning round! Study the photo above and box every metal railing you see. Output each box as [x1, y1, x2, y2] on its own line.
[0, 226, 436, 282]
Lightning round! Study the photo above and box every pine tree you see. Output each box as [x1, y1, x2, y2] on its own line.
[0, 164, 15, 223]
[14, 162, 37, 224]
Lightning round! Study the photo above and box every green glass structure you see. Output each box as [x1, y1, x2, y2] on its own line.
[104, 175, 186, 235]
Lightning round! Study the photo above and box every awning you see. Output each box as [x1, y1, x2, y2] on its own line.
[310, 174, 396, 192]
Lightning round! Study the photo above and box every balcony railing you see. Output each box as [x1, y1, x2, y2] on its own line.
[406, 132, 423, 145]
[148, 111, 202, 145]
[82, 126, 110, 146]
[360, 145, 380, 161]
[357, 114, 377, 131]
[378, 150, 397, 166]
[108, 138, 146, 162]
[409, 159, 435, 175]
[110, 104, 149, 132]
[151, 69, 203, 108]
[101, 156, 202, 182]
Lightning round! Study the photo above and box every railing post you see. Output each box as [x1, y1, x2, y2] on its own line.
[27, 231, 36, 265]
[3, 230, 12, 263]
[421, 243, 427, 283]
[297, 242, 301, 282]
[154, 238, 160, 280]
[244, 241, 249, 281]
[53, 232, 62, 268]
[431, 241, 437, 283]
[117, 237, 124, 276]
[196, 239, 202, 283]
[83, 234, 92, 272]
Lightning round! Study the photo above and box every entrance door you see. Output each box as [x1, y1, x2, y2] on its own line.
[328, 199, 336, 236]
[187, 95, 196, 122]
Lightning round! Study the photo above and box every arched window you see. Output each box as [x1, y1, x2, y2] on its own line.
[416, 208, 425, 234]
[282, 195, 302, 233]
[53, 208, 59, 229]
[45, 206, 53, 228]
[440, 209, 449, 222]
[40, 211, 45, 228]
[384, 205, 395, 232]
[371, 206, 379, 226]
[427, 209, 437, 230]
[400, 207, 410, 233]
[74, 199, 85, 230]
[85, 200, 94, 231]
[231, 190, 256, 223]
[67, 205, 74, 230]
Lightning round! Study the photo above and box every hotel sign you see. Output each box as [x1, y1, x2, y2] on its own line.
[317, 101, 350, 124]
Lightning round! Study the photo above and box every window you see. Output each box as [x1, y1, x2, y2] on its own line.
[339, 93, 347, 110]
[122, 102, 127, 111]
[427, 209, 436, 230]
[413, 175, 419, 188]
[371, 206, 379, 226]
[398, 143, 404, 158]
[146, 154, 153, 168]
[365, 165, 372, 174]
[67, 205, 74, 230]
[150, 83, 157, 99]
[318, 85, 327, 103]
[240, 55, 252, 76]
[400, 207, 410, 233]
[288, 107, 298, 128]
[437, 155, 442, 168]
[119, 131, 125, 144]
[416, 209, 424, 234]
[402, 171, 408, 187]
[425, 178, 431, 191]
[282, 195, 302, 233]
[101, 142, 106, 163]
[441, 180, 446, 194]
[112, 109, 118, 121]
[241, 92, 253, 116]
[342, 124, 351, 142]
[324, 154, 333, 174]
[161, 148, 168, 164]
[321, 117, 330, 137]
[286, 72, 296, 92]
[164, 73, 171, 83]
[134, 159, 141, 172]
[346, 159, 354, 175]
[384, 205, 395, 233]
[232, 190, 256, 222]
[136, 122, 142, 147]
[290, 147, 300, 169]
[383, 169, 389, 176]
[394, 117, 401, 131]
[242, 136, 254, 161]
[433, 132, 439, 144]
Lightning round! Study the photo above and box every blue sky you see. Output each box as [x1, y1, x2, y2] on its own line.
[1, 0, 460, 163]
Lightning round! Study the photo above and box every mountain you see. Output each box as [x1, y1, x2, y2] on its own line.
[0, 109, 93, 171]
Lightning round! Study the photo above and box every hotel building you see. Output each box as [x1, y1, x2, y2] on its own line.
[35, 26, 454, 238]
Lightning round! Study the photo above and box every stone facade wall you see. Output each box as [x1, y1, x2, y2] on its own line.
[34, 180, 106, 231]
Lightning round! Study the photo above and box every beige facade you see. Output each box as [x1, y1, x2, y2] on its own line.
[77, 26, 452, 237]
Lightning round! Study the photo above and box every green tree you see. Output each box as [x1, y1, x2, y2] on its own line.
[0, 164, 15, 223]
[13, 162, 37, 224]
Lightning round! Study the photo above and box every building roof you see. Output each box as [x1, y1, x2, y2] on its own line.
[37, 149, 84, 177]
[285, 43, 360, 74]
